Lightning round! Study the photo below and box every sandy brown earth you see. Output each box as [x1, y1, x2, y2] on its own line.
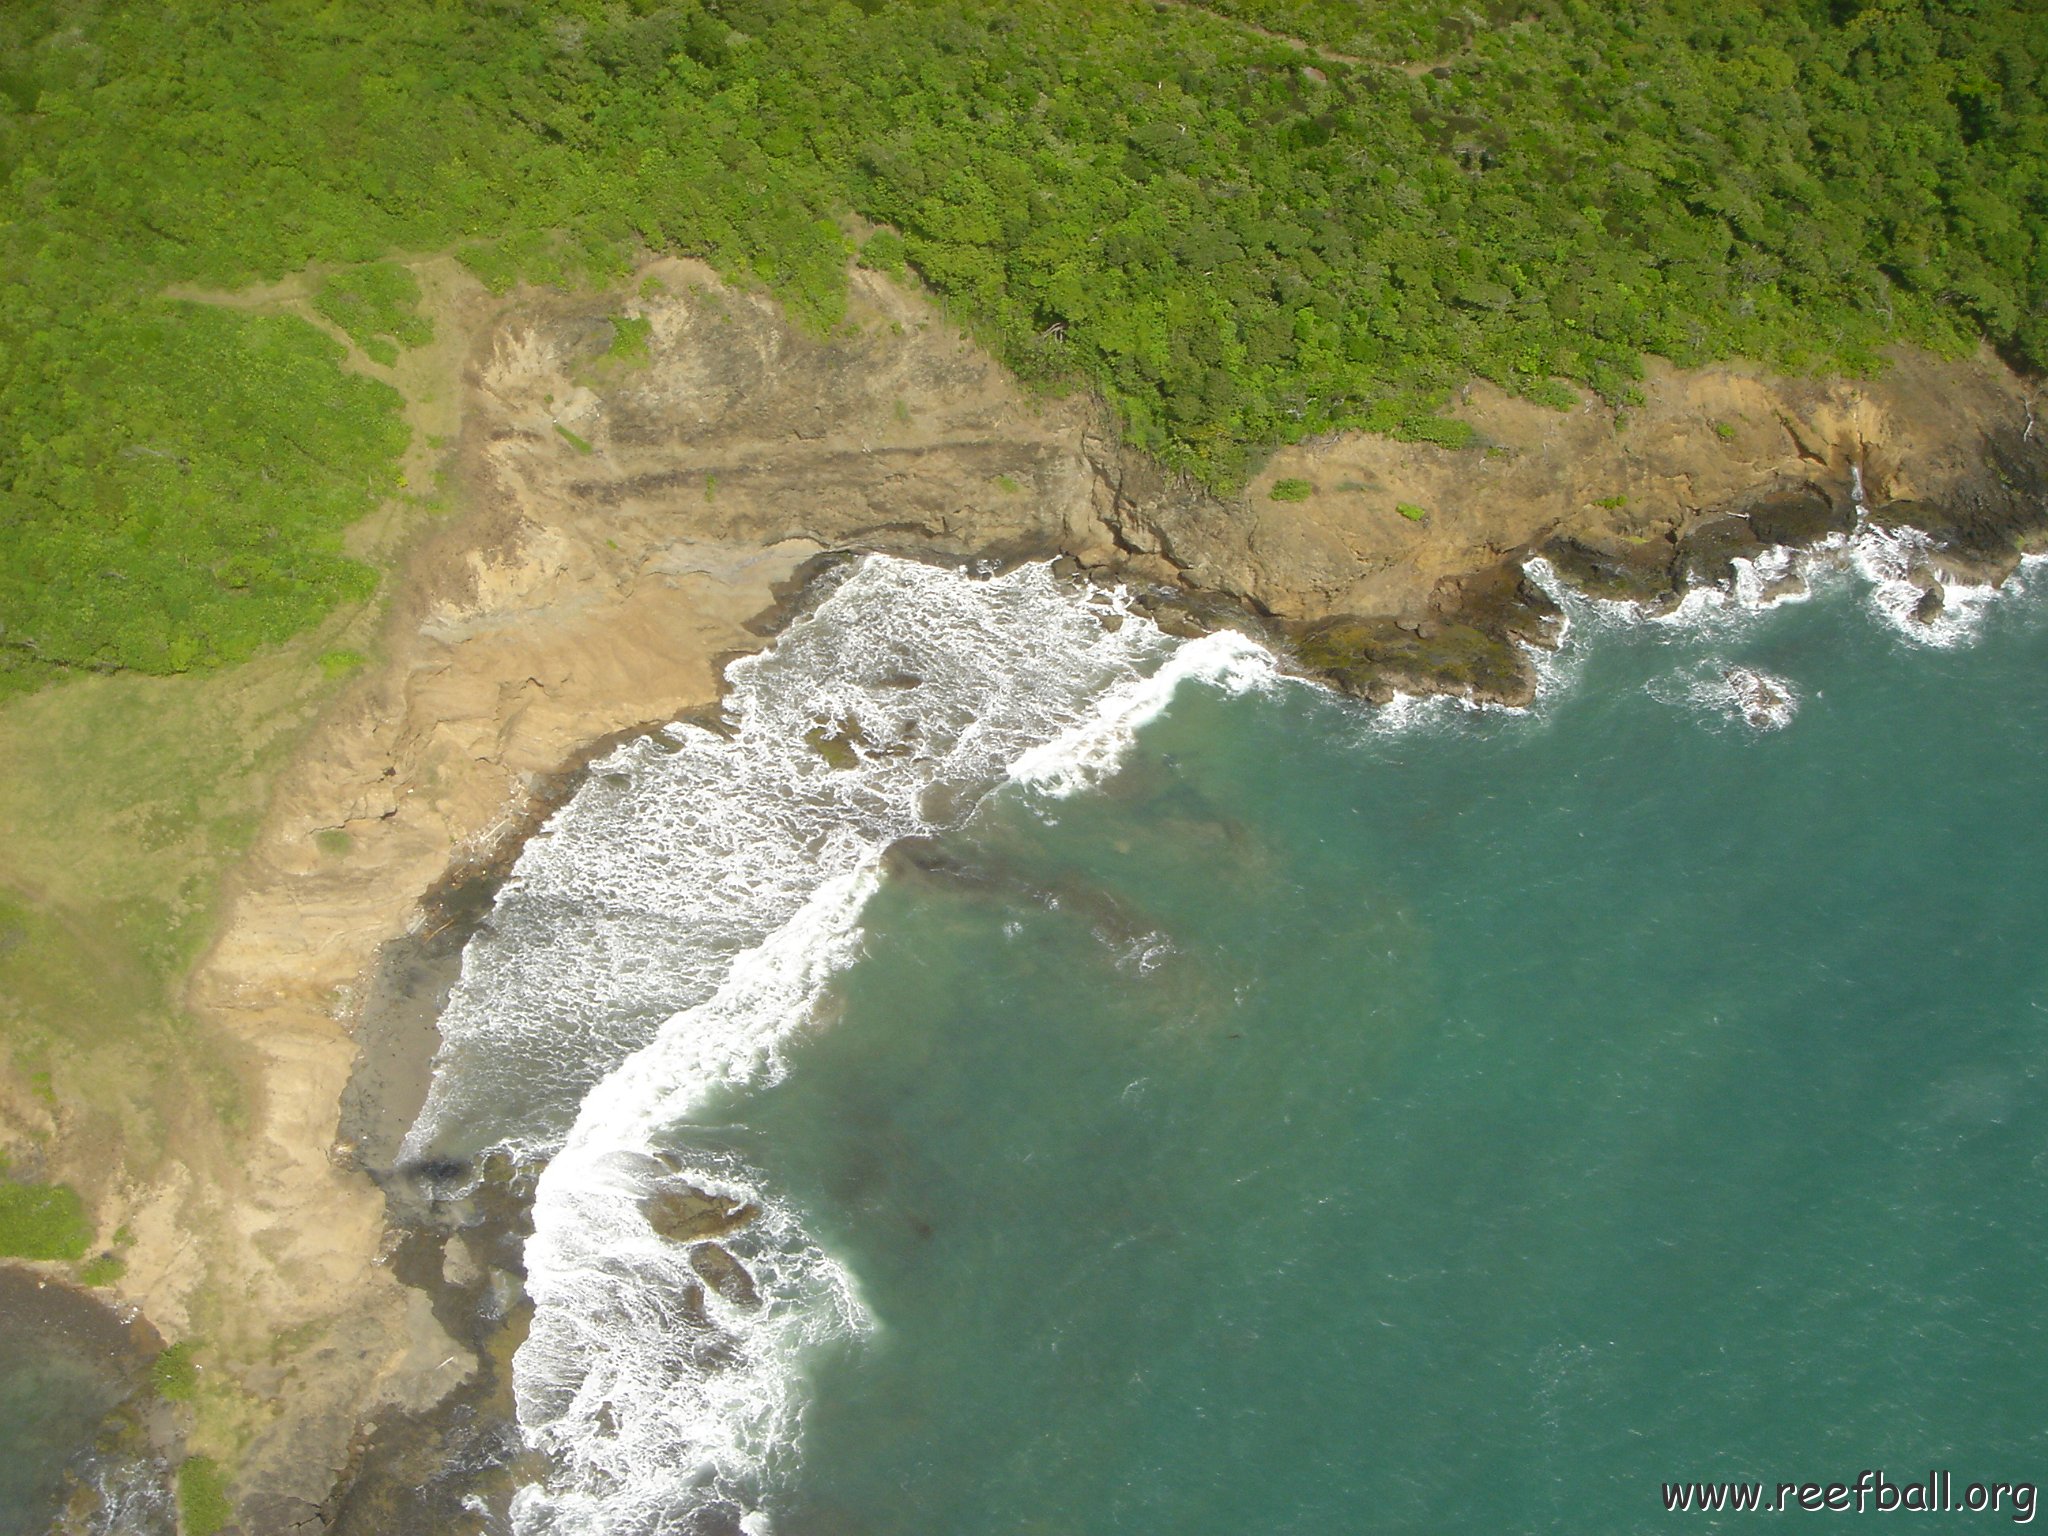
[54, 253, 2046, 1528]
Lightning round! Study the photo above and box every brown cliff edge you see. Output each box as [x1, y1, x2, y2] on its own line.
[72, 254, 2044, 1531]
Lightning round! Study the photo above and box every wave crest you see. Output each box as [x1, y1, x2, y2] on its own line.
[395, 556, 1280, 1533]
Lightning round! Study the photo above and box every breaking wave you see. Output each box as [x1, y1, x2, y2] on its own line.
[1646, 661, 1800, 732]
[398, 556, 1281, 1534]
[1525, 481, 2044, 737]
[407, 496, 2044, 1528]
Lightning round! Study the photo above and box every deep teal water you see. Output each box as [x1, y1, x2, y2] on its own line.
[690, 580, 2048, 1533]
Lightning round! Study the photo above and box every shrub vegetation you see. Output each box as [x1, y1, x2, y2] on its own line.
[2, 0, 2042, 694]
[311, 262, 433, 366]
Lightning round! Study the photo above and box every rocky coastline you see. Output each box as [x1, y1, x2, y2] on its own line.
[29, 251, 2046, 1532]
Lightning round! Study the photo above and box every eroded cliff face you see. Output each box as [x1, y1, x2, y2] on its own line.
[1093, 349, 2048, 703]
[133, 255, 2045, 1528]
[461, 265, 2048, 707]
[147, 258, 1136, 1529]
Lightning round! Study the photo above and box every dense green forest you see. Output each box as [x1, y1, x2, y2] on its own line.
[1, 0, 2043, 691]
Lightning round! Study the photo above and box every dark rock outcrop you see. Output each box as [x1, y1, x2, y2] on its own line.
[1742, 483, 1853, 547]
[1536, 533, 1678, 607]
[688, 1243, 762, 1310]
[642, 1184, 760, 1245]
[1675, 514, 1768, 589]
[1289, 614, 1535, 707]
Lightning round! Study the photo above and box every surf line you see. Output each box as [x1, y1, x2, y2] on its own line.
[390, 555, 1279, 1535]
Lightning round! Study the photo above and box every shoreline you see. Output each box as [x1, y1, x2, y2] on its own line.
[321, 511, 2048, 1530]
[0, 1267, 167, 1536]
[18, 251, 2044, 1528]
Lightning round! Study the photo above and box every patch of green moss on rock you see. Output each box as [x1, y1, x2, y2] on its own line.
[150, 1340, 199, 1401]
[0, 1177, 92, 1260]
[177, 1456, 232, 1536]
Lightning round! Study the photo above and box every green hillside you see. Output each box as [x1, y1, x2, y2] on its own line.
[2, 0, 2042, 689]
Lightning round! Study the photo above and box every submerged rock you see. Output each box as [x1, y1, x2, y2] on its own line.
[803, 715, 868, 771]
[1722, 666, 1797, 731]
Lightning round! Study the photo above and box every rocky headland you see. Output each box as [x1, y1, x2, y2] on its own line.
[42, 252, 2046, 1530]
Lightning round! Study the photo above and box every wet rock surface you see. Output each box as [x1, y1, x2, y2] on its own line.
[643, 1184, 761, 1244]
[1537, 532, 1680, 607]
[293, 258, 2048, 1533]
[0, 1268, 171, 1536]
[1283, 560, 1563, 707]
[317, 1154, 540, 1536]
[688, 1243, 763, 1311]
[1724, 667, 1797, 730]
[1870, 427, 2048, 586]
[1742, 483, 1855, 548]
[1676, 514, 1769, 589]
[1289, 613, 1538, 707]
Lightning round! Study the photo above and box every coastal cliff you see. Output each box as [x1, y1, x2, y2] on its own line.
[21, 254, 2045, 1529]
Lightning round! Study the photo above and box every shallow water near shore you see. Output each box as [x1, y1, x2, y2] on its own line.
[717, 573, 2048, 1531]
[0, 1269, 154, 1536]
[417, 551, 2048, 1532]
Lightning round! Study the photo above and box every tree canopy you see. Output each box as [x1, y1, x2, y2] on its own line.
[2, 0, 2042, 690]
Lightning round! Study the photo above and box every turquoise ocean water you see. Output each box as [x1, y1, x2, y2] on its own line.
[403, 550, 2047, 1533]
[727, 572, 2048, 1531]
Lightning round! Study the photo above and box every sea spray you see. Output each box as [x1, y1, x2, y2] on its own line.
[1521, 494, 2047, 738]
[396, 556, 1281, 1533]
[402, 559, 1184, 1163]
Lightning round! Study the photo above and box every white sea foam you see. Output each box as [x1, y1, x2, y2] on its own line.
[403, 559, 1184, 1161]
[1647, 661, 1800, 732]
[1008, 627, 1279, 797]
[1843, 520, 2026, 648]
[511, 874, 879, 1536]
[1556, 486, 2042, 653]
[73, 1453, 174, 1536]
[1345, 683, 1528, 740]
[393, 555, 1286, 1535]
[1527, 543, 1842, 649]
[1302, 578, 1567, 747]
